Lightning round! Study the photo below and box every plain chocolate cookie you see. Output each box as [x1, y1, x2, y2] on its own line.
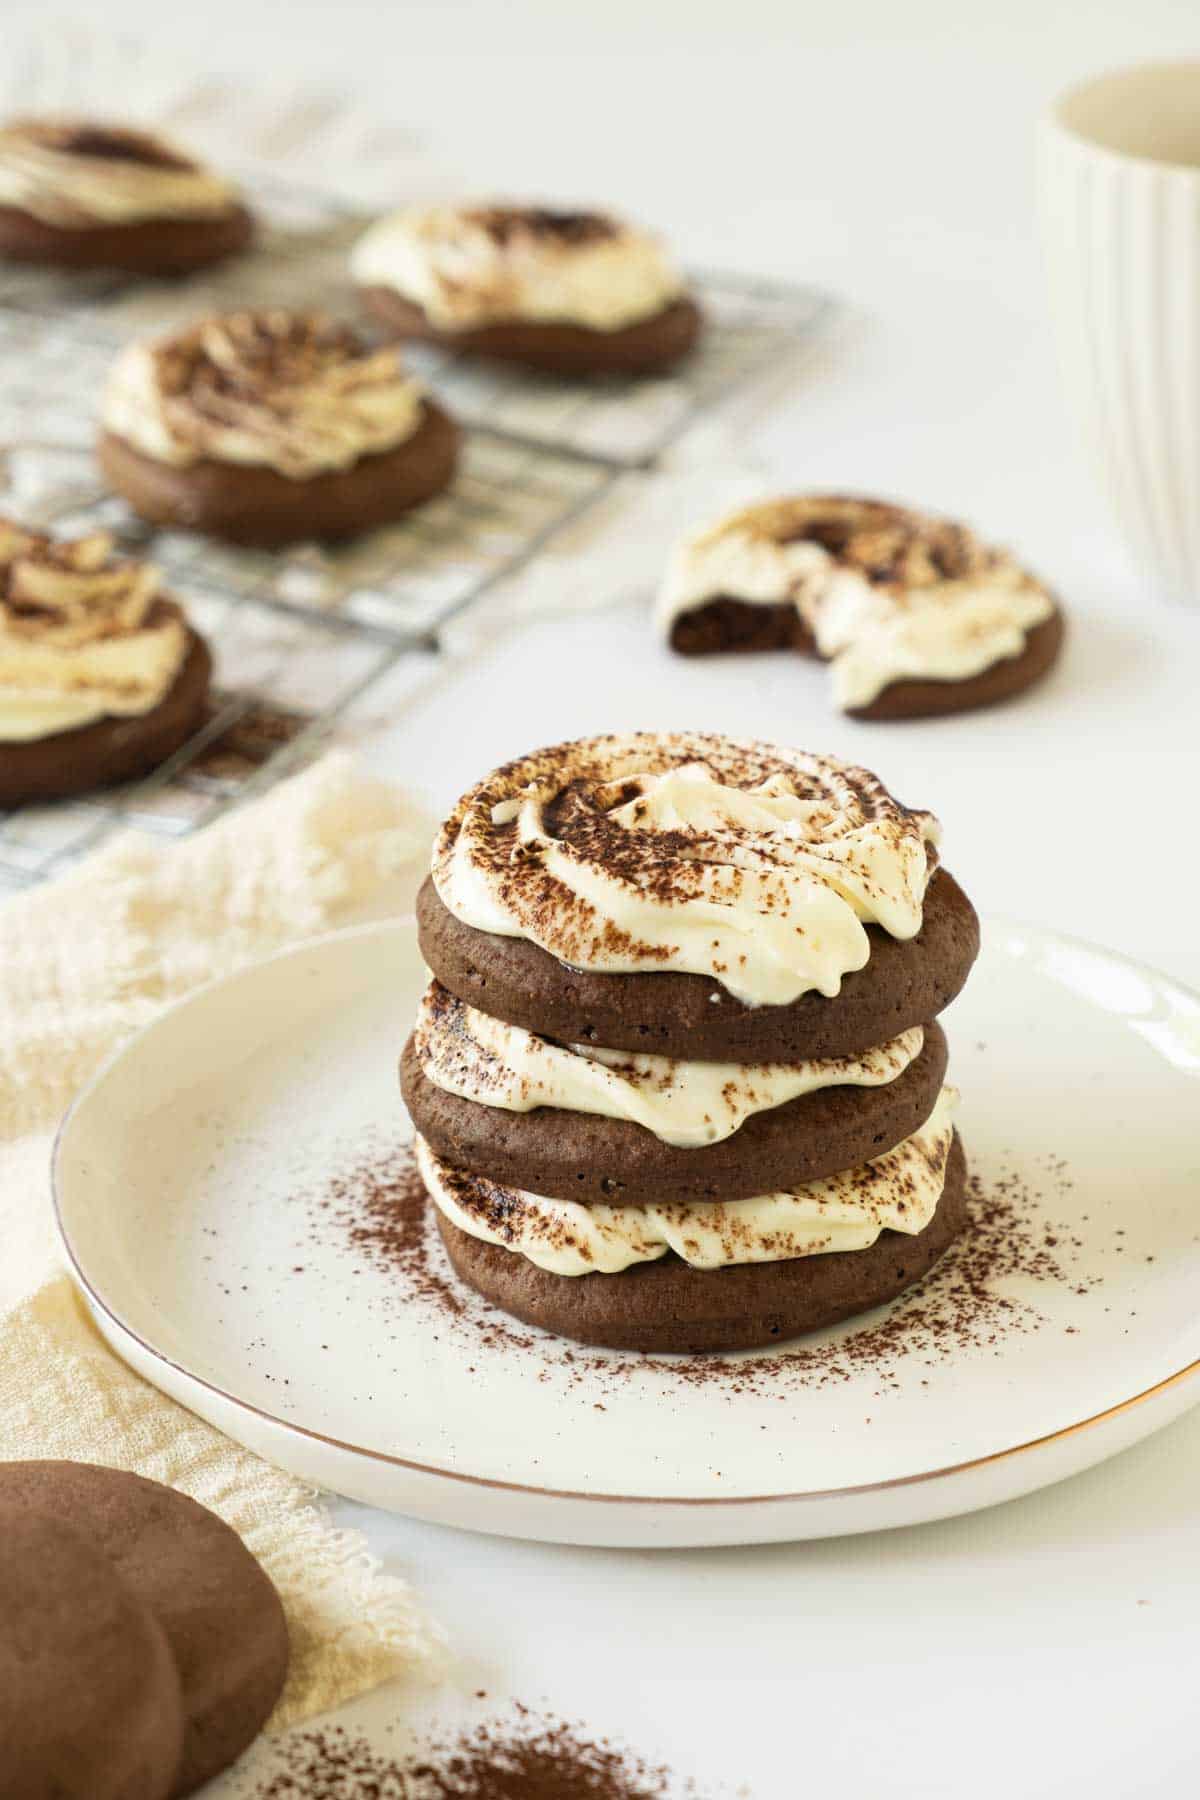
[433, 1131, 968, 1353]
[416, 868, 979, 1063]
[360, 286, 704, 376]
[98, 399, 460, 547]
[401, 1019, 948, 1206]
[0, 1461, 289, 1797]
[0, 201, 254, 275]
[0, 628, 212, 809]
[0, 1505, 184, 1800]
[668, 594, 1066, 721]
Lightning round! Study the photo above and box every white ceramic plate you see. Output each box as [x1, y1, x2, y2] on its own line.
[54, 919, 1200, 1548]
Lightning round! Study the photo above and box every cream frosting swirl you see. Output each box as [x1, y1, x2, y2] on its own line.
[432, 735, 940, 1008]
[658, 495, 1056, 710]
[351, 202, 685, 332]
[417, 1085, 957, 1274]
[0, 519, 189, 742]
[416, 980, 925, 1149]
[0, 119, 240, 227]
[103, 310, 427, 480]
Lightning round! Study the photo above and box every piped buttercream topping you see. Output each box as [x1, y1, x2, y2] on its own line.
[417, 1084, 958, 1274]
[0, 118, 241, 226]
[432, 733, 940, 1008]
[102, 309, 427, 479]
[0, 519, 189, 742]
[351, 201, 685, 332]
[416, 979, 925, 1149]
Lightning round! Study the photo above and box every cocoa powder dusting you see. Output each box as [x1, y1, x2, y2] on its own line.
[309, 1137, 1092, 1400]
[253, 1706, 706, 1798]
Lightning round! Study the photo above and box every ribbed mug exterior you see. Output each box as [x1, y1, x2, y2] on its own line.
[1039, 64, 1200, 609]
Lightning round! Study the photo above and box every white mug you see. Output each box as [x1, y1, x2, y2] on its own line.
[1039, 62, 1200, 609]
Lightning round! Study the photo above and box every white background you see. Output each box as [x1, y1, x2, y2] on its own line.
[14, 3, 1200, 1794]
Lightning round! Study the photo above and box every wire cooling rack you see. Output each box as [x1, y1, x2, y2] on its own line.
[0, 420, 614, 896]
[0, 174, 835, 472]
[405, 269, 834, 468]
[0, 171, 833, 891]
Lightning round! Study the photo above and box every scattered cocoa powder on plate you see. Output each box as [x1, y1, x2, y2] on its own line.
[307, 1136, 1093, 1400]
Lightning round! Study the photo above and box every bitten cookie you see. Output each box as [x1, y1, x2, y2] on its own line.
[0, 518, 211, 808]
[99, 309, 460, 546]
[0, 119, 252, 273]
[353, 203, 703, 375]
[0, 1461, 290, 1797]
[0, 1506, 184, 1800]
[658, 494, 1065, 719]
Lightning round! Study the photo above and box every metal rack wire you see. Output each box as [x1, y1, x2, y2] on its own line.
[406, 268, 834, 469]
[0, 172, 834, 891]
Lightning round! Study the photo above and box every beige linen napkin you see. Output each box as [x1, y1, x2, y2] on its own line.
[0, 752, 448, 1723]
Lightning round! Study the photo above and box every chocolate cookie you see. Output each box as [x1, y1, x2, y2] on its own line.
[847, 608, 1067, 721]
[668, 595, 809, 657]
[361, 287, 704, 376]
[401, 1019, 948, 1206]
[0, 628, 211, 809]
[661, 495, 1066, 719]
[416, 868, 979, 1063]
[99, 400, 460, 548]
[0, 1461, 289, 1797]
[0, 121, 252, 275]
[0, 1505, 184, 1800]
[433, 1131, 968, 1353]
[0, 202, 253, 274]
[669, 596, 1065, 720]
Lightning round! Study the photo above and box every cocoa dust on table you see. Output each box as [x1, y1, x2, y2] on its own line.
[253, 1706, 705, 1798]
[306, 1136, 1096, 1400]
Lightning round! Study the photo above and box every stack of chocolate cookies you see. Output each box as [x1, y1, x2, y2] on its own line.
[404, 733, 980, 1355]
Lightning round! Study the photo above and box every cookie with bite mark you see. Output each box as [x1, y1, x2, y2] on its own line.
[660, 494, 1066, 720]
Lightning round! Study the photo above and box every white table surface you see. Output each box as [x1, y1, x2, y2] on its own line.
[13, 2, 1200, 1792]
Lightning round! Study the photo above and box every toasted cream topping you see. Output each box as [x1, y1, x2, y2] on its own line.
[0, 519, 189, 742]
[433, 734, 940, 1009]
[351, 202, 685, 332]
[417, 1085, 958, 1274]
[103, 310, 427, 480]
[0, 118, 240, 227]
[416, 980, 925, 1149]
[657, 495, 1056, 709]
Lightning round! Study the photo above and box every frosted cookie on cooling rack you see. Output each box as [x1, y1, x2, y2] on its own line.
[0, 118, 253, 273]
[98, 309, 460, 547]
[353, 202, 703, 375]
[0, 519, 211, 809]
